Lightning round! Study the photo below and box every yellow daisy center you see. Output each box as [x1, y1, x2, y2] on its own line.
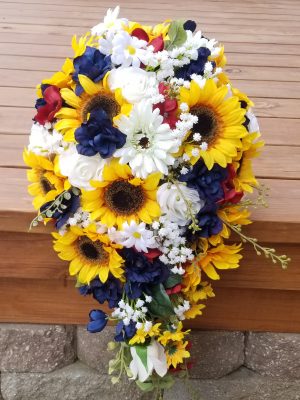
[81, 91, 120, 122]
[78, 236, 109, 264]
[190, 105, 221, 145]
[133, 231, 141, 239]
[104, 180, 146, 215]
[127, 45, 136, 55]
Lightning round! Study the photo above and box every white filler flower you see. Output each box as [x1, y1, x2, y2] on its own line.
[130, 340, 168, 383]
[108, 67, 157, 104]
[118, 221, 156, 253]
[59, 145, 106, 190]
[115, 100, 180, 178]
[157, 182, 204, 226]
[28, 123, 64, 156]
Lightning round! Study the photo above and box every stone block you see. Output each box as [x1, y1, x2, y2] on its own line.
[165, 367, 300, 400]
[0, 324, 76, 373]
[188, 330, 245, 379]
[245, 332, 300, 379]
[1, 362, 152, 400]
[77, 325, 115, 372]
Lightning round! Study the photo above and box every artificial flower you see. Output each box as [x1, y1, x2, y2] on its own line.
[91, 6, 128, 36]
[117, 221, 156, 253]
[179, 79, 248, 169]
[53, 226, 124, 284]
[81, 159, 161, 228]
[75, 109, 126, 158]
[157, 182, 204, 226]
[55, 74, 127, 142]
[115, 100, 180, 178]
[154, 82, 178, 128]
[196, 203, 223, 238]
[108, 67, 157, 104]
[34, 85, 62, 125]
[73, 46, 112, 96]
[175, 47, 212, 80]
[87, 309, 108, 333]
[129, 340, 168, 382]
[193, 239, 243, 280]
[28, 123, 64, 156]
[158, 322, 190, 346]
[23, 149, 67, 210]
[58, 144, 106, 190]
[165, 340, 190, 368]
[129, 323, 161, 345]
[79, 276, 122, 309]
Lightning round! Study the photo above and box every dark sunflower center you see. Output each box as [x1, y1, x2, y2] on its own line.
[81, 93, 120, 122]
[40, 177, 54, 194]
[78, 237, 108, 262]
[104, 180, 145, 215]
[167, 345, 178, 356]
[190, 105, 219, 144]
[139, 136, 150, 149]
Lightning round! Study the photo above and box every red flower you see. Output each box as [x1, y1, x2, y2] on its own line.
[218, 164, 243, 205]
[34, 85, 62, 125]
[149, 35, 164, 52]
[131, 28, 164, 53]
[166, 284, 182, 295]
[154, 83, 178, 129]
[131, 28, 149, 42]
[142, 248, 162, 261]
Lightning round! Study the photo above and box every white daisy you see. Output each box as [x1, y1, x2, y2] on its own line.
[114, 100, 181, 178]
[117, 221, 156, 253]
[91, 6, 128, 36]
[100, 30, 147, 68]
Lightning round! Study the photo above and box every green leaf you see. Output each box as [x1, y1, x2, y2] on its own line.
[135, 345, 148, 370]
[148, 284, 175, 318]
[136, 380, 154, 392]
[158, 374, 175, 390]
[164, 274, 182, 289]
[165, 20, 187, 50]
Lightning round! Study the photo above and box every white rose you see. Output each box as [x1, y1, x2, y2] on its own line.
[28, 123, 64, 156]
[129, 340, 168, 383]
[108, 67, 157, 103]
[59, 145, 106, 191]
[157, 182, 204, 226]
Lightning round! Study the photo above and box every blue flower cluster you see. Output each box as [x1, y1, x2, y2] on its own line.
[79, 276, 122, 309]
[75, 109, 126, 159]
[73, 46, 112, 96]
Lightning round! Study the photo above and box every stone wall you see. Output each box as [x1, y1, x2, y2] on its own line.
[0, 324, 299, 400]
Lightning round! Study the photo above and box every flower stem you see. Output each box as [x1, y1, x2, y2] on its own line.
[222, 220, 291, 269]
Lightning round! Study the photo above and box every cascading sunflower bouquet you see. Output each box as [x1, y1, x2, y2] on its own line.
[24, 6, 290, 399]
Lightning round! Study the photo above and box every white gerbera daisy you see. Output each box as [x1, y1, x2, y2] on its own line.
[118, 221, 156, 253]
[114, 100, 181, 178]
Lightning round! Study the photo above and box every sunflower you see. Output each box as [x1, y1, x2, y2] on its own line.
[81, 159, 161, 229]
[233, 132, 264, 193]
[179, 79, 248, 169]
[53, 225, 124, 284]
[23, 149, 67, 210]
[158, 322, 189, 346]
[55, 74, 131, 142]
[192, 239, 243, 280]
[129, 323, 161, 345]
[165, 340, 190, 368]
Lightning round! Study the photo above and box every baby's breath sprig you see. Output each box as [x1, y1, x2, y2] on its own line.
[29, 187, 80, 230]
[222, 220, 290, 269]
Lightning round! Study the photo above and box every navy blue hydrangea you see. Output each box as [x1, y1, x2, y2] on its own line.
[175, 47, 213, 80]
[40, 189, 80, 230]
[34, 84, 50, 110]
[73, 46, 112, 96]
[179, 160, 228, 204]
[114, 320, 137, 342]
[79, 276, 122, 309]
[196, 203, 223, 238]
[183, 20, 197, 32]
[75, 109, 126, 158]
[87, 309, 108, 333]
[122, 249, 170, 300]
